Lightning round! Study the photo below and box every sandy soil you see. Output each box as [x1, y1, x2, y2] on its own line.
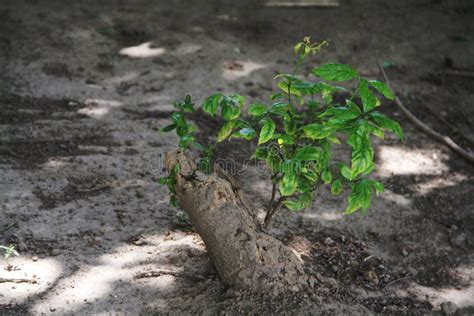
[0, 0, 473, 314]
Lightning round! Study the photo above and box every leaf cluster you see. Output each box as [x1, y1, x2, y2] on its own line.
[161, 38, 403, 216]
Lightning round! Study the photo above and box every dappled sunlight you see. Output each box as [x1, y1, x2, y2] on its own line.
[382, 189, 412, 207]
[401, 264, 474, 309]
[0, 257, 63, 304]
[377, 146, 448, 177]
[222, 60, 267, 81]
[77, 99, 123, 118]
[44, 158, 67, 169]
[301, 211, 343, 222]
[119, 42, 166, 58]
[415, 173, 468, 195]
[29, 231, 202, 313]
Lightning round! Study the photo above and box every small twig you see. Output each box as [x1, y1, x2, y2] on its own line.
[263, 196, 286, 229]
[377, 62, 474, 165]
[0, 277, 37, 284]
[134, 270, 180, 279]
[419, 102, 474, 147]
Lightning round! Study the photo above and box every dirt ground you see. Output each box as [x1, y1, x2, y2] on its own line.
[1, 0, 473, 314]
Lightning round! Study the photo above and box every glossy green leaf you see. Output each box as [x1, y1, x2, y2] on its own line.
[161, 123, 176, 132]
[368, 112, 404, 140]
[312, 63, 358, 82]
[202, 94, 222, 117]
[221, 103, 241, 121]
[347, 123, 374, 179]
[248, 104, 267, 117]
[171, 112, 185, 125]
[368, 80, 394, 100]
[179, 135, 195, 148]
[331, 179, 343, 195]
[359, 79, 379, 112]
[340, 164, 352, 180]
[295, 146, 321, 161]
[303, 123, 333, 140]
[258, 118, 276, 144]
[277, 80, 301, 96]
[176, 124, 190, 137]
[217, 120, 236, 142]
[283, 192, 312, 211]
[279, 171, 297, 196]
[345, 179, 372, 214]
[253, 147, 268, 160]
[321, 169, 332, 184]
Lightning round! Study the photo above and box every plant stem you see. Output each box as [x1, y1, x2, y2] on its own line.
[263, 196, 286, 229]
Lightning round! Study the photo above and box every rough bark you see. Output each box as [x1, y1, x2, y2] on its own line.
[165, 150, 309, 294]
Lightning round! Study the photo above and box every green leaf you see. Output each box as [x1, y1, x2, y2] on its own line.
[368, 80, 394, 100]
[248, 104, 267, 117]
[173, 95, 195, 112]
[253, 147, 268, 160]
[277, 80, 301, 96]
[258, 118, 276, 144]
[202, 94, 222, 117]
[295, 146, 321, 161]
[345, 179, 372, 214]
[271, 92, 283, 100]
[340, 164, 352, 180]
[232, 127, 256, 140]
[279, 171, 297, 196]
[320, 105, 361, 122]
[283, 192, 312, 211]
[170, 195, 179, 207]
[217, 120, 236, 142]
[266, 149, 282, 172]
[327, 135, 341, 144]
[303, 123, 333, 140]
[171, 112, 185, 125]
[179, 135, 195, 148]
[369, 180, 385, 195]
[221, 103, 241, 121]
[369, 125, 385, 139]
[347, 123, 374, 179]
[359, 79, 378, 112]
[322, 169, 332, 184]
[331, 179, 343, 195]
[368, 112, 404, 140]
[161, 123, 176, 132]
[312, 63, 358, 82]
[228, 94, 244, 107]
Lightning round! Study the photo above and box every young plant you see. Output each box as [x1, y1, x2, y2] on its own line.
[160, 37, 403, 228]
[0, 244, 19, 260]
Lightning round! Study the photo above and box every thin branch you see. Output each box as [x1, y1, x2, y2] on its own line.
[134, 270, 179, 279]
[266, 175, 278, 212]
[377, 62, 474, 165]
[263, 196, 286, 229]
[0, 278, 37, 284]
[418, 102, 474, 147]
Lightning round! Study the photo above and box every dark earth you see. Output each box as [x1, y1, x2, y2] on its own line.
[0, 0, 473, 314]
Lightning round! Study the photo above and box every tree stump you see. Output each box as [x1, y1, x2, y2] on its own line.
[165, 150, 309, 294]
